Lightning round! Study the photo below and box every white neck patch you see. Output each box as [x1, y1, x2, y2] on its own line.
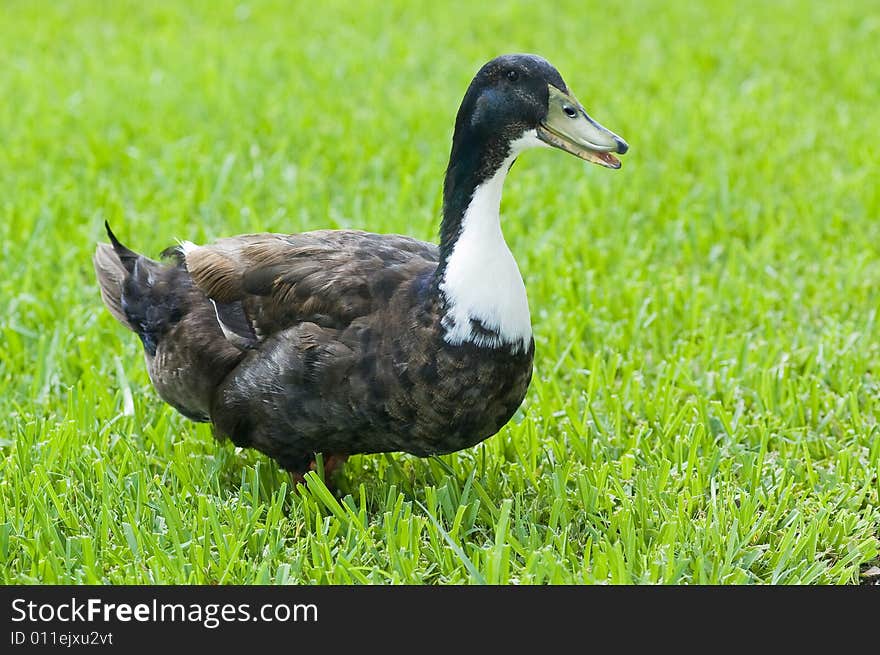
[438, 130, 547, 352]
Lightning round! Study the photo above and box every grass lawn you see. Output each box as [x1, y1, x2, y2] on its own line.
[1, 0, 878, 584]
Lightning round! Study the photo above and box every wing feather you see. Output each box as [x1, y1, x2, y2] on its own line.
[184, 230, 439, 341]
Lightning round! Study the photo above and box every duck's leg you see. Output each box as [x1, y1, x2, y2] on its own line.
[323, 454, 350, 479]
[307, 453, 350, 489]
[284, 454, 348, 491]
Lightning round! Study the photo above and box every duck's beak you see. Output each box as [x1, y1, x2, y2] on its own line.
[536, 85, 629, 169]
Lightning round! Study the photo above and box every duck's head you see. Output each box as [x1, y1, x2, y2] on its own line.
[452, 53, 628, 170]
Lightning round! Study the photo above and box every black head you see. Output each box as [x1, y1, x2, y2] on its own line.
[457, 54, 568, 143]
[450, 53, 628, 172]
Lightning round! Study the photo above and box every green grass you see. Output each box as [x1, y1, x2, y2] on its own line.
[1, 0, 879, 584]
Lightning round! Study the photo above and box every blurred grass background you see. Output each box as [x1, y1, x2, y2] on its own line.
[1, 0, 878, 583]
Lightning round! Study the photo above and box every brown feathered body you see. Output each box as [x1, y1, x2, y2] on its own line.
[94, 228, 534, 473]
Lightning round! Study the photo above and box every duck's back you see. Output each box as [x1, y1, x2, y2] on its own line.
[184, 229, 440, 333]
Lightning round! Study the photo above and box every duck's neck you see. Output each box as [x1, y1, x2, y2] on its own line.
[434, 131, 541, 352]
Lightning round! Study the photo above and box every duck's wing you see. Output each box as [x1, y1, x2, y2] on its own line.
[180, 229, 440, 344]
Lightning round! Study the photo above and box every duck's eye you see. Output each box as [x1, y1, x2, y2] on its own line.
[563, 105, 577, 118]
[506, 69, 519, 82]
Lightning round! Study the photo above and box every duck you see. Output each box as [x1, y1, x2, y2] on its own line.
[93, 53, 628, 482]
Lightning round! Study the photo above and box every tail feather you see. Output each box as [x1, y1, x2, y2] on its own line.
[104, 221, 140, 274]
[94, 239, 134, 330]
[93, 222, 171, 354]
